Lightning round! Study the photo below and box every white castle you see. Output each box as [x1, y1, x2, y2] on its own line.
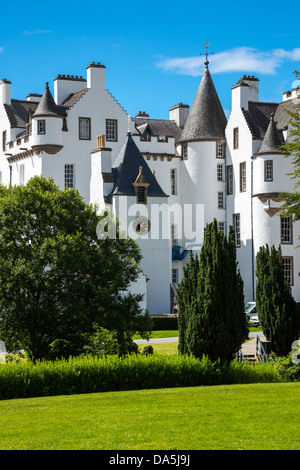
[0, 59, 299, 314]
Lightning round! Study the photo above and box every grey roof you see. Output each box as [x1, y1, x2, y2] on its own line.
[242, 98, 298, 141]
[33, 82, 65, 118]
[4, 100, 39, 128]
[274, 99, 297, 129]
[242, 102, 278, 139]
[134, 118, 181, 141]
[62, 87, 89, 108]
[179, 66, 227, 142]
[111, 133, 168, 197]
[256, 113, 284, 155]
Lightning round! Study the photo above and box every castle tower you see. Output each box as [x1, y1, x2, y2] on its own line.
[178, 60, 227, 250]
[109, 132, 171, 315]
[31, 82, 65, 155]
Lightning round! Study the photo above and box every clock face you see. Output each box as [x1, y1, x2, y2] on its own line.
[133, 216, 151, 235]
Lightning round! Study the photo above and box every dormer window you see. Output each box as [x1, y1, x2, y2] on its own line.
[38, 120, 46, 135]
[132, 166, 149, 204]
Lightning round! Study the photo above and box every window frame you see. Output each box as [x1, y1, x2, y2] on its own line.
[217, 221, 225, 235]
[233, 127, 239, 149]
[37, 120, 46, 135]
[216, 142, 225, 158]
[281, 216, 293, 244]
[226, 165, 233, 195]
[64, 164, 75, 189]
[2, 130, 6, 151]
[79, 117, 91, 140]
[170, 168, 177, 195]
[106, 119, 118, 142]
[217, 163, 224, 182]
[264, 160, 273, 182]
[136, 186, 147, 204]
[240, 162, 246, 192]
[282, 256, 294, 286]
[218, 191, 225, 209]
[233, 213, 241, 247]
[172, 268, 178, 286]
[182, 144, 188, 159]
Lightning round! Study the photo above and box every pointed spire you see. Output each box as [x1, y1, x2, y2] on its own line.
[256, 113, 283, 155]
[111, 133, 167, 197]
[33, 82, 61, 117]
[179, 66, 227, 142]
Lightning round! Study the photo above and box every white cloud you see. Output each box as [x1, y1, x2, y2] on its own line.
[157, 47, 300, 76]
[23, 29, 52, 36]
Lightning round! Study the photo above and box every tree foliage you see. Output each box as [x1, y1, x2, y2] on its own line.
[176, 220, 248, 363]
[0, 177, 150, 361]
[255, 244, 299, 356]
[280, 104, 300, 225]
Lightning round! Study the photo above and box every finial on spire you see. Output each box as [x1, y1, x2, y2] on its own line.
[200, 40, 214, 68]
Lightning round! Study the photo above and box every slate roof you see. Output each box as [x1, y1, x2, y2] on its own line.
[179, 65, 227, 142]
[33, 82, 65, 118]
[4, 100, 39, 128]
[242, 102, 278, 139]
[256, 113, 284, 155]
[242, 98, 298, 141]
[274, 99, 297, 129]
[134, 118, 181, 141]
[62, 87, 89, 108]
[111, 132, 168, 197]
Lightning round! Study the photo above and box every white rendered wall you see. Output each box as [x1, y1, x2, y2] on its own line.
[225, 107, 257, 302]
[112, 195, 172, 315]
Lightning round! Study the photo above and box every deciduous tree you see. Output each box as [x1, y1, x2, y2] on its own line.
[0, 177, 150, 361]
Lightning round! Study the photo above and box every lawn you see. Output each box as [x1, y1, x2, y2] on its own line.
[0, 382, 299, 450]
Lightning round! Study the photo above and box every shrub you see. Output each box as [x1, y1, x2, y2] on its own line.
[0, 354, 289, 401]
[141, 345, 154, 355]
[151, 316, 178, 330]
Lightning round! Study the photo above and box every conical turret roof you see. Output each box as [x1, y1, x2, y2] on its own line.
[33, 82, 62, 118]
[256, 113, 283, 155]
[179, 65, 227, 142]
[111, 132, 167, 197]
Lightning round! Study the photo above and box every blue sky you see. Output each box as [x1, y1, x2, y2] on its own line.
[1, 0, 300, 120]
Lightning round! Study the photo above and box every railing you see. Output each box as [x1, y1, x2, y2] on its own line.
[256, 335, 270, 364]
[236, 349, 245, 362]
[172, 245, 190, 261]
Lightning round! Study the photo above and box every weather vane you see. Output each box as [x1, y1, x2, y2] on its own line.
[293, 70, 300, 78]
[200, 40, 214, 67]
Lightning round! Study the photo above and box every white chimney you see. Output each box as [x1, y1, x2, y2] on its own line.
[0, 79, 11, 105]
[169, 103, 189, 129]
[232, 75, 259, 111]
[54, 74, 87, 105]
[86, 62, 106, 90]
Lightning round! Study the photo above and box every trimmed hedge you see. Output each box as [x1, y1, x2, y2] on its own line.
[151, 315, 178, 330]
[0, 354, 286, 400]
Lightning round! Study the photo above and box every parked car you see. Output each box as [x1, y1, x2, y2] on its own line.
[245, 301, 257, 318]
[249, 315, 260, 327]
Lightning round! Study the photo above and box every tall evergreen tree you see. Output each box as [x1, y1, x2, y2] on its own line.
[256, 244, 299, 356]
[177, 220, 248, 363]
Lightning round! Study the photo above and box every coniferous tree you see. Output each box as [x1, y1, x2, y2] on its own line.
[177, 220, 248, 363]
[256, 244, 299, 356]
[176, 252, 200, 355]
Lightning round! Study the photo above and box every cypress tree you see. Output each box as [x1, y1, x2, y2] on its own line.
[256, 244, 299, 356]
[177, 220, 248, 363]
[176, 252, 200, 355]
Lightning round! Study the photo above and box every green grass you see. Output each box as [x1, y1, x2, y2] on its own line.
[0, 382, 299, 450]
[133, 330, 179, 339]
[139, 342, 178, 355]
